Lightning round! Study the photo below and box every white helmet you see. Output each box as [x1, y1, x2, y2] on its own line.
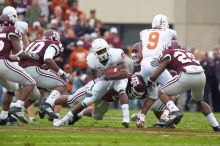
[2, 6, 17, 22]
[92, 38, 109, 62]
[152, 14, 169, 29]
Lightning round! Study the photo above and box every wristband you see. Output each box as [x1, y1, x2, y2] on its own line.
[17, 56, 20, 61]
[148, 77, 154, 83]
[139, 114, 145, 122]
[57, 69, 64, 76]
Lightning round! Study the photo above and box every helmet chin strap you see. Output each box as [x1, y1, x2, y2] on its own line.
[99, 58, 109, 65]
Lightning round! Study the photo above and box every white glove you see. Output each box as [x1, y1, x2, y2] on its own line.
[136, 114, 145, 128]
[29, 53, 40, 60]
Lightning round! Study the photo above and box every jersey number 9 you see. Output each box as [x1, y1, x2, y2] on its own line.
[147, 32, 159, 49]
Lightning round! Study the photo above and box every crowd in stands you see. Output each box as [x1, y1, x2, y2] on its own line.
[0, 0, 220, 111]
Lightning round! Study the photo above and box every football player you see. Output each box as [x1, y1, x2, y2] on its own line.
[13, 29, 72, 120]
[147, 41, 220, 132]
[0, 14, 40, 125]
[2, 6, 36, 124]
[130, 41, 181, 128]
[53, 38, 130, 127]
[53, 73, 157, 127]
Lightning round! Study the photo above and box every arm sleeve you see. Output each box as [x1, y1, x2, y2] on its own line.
[44, 46, 56, 61]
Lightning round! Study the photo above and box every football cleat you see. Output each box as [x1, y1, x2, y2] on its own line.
[40, 98, 58, 119]
[150, 119, 176, 128]
[68, 115, 82, 125]
[130, 113, 139, 121]
[9, 106, 28, 124]
[212, 126, 220, 132]
[165, 111, 183, 126]
[122, 118, 130, 128]
[53, 119, 65, 127]
[7, 114, 19, 126]
[0, 117, 8, 125]
[38, 110, 46, 119]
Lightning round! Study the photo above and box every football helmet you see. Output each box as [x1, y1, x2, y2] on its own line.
[42, 29, 60, 41]
[92, 38, 109, 62]
[152, 14, 169, 29]
[0, 14, 15, 27]
[2, 6, 17, 22]
[129, 74, 146, 99]
[131, 42, 142, 66]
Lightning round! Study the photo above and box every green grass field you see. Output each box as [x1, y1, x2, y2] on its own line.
[0, 109, 220, 146]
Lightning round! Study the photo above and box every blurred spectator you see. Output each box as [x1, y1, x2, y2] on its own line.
[109, 27, 123, 48]
[69, 40, 89, 73]
[15, 0, 30, 15]
[87, 9, 101, 29]
[74, 13, 93, 37]
[82, 34, 92, 50]
[51, 6, 63, 22]
[50, 0, 67, 16]
[61, 29, 78, 64]
[49, 19, 60, 30]
[38, 0, 49, 21]
[66, 0, 84, 25]
[26, 0, 42, 26]
[38, 13, 48, 28]
[29, 21, 44, 42]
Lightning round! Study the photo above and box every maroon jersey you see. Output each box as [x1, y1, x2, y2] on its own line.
[19, 39, 64, 68]
[160, 49, 201, 74]
[0, 26, 21, 59]
[102, 74, 147, 102]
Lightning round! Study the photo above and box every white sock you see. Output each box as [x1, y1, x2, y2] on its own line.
[1, 110, 8, 119]
[166, 101, 179, 112]
[29, 117, 35, 121]
[46, 90, 61, 106]
[55, 113, 61, 119]
[77, 109, 85, 118]
[206, 113, 219, 127]
[160, 109, 170, 120]
[121, 104, 129, 121]
[62, 111, 74, 122]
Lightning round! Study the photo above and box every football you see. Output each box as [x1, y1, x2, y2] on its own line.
[106, 67, 118, 76]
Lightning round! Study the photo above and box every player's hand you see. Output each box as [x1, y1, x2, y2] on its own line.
[63, 72, 74, 81]
[136, 114, 145, 128]
[9, 55, 20, 62]
[147, 77, 155, 87]
[29, 53, 40, 60]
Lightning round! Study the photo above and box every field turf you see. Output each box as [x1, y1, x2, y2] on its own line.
[0, 109, 220, 146]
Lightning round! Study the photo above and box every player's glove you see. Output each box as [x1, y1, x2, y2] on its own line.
[9, 55, 20, 62]
[136, 114, 145, 128]
[147, 77, 155, 87]
[29, 53, 40, 60]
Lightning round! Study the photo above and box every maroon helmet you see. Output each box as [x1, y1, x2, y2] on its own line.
[167, 40, 181, 50]
[131, 42, 143, 66]
[42, 29, 60, 41]
[128, 73, 146, 99]
[0, 14, 15, 27]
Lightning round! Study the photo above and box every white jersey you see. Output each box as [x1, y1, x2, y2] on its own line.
[86, 48, 125, 76]
[16, 21, 28, 34]
[140, 28, 177, 58]
[15, 21, 28, 49]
